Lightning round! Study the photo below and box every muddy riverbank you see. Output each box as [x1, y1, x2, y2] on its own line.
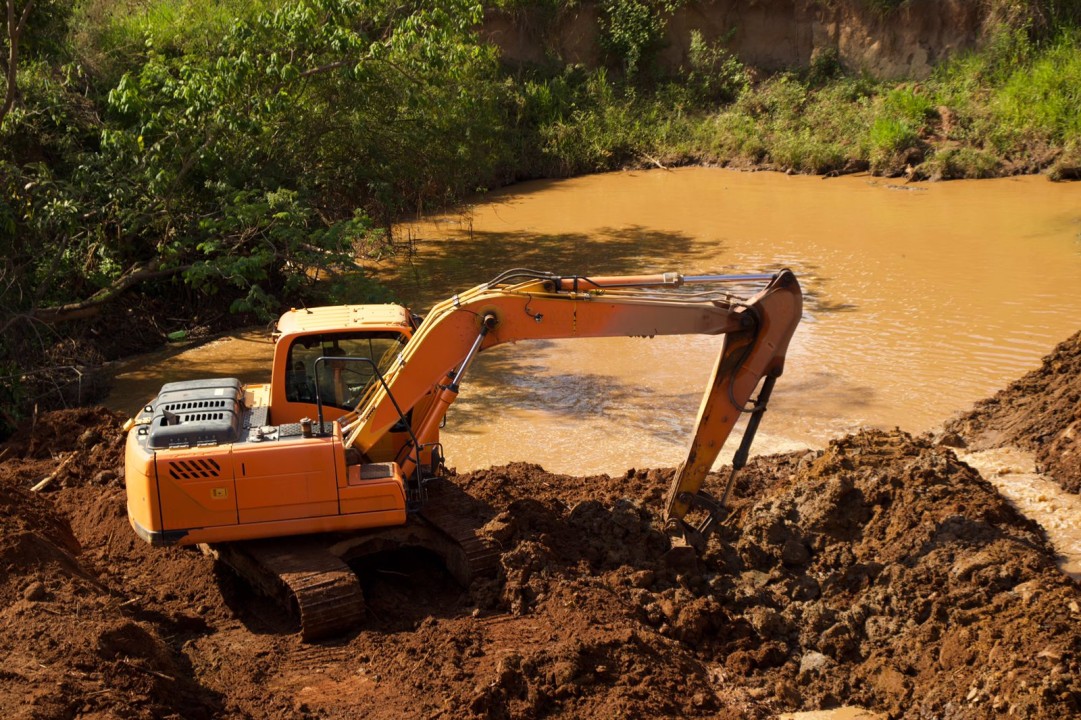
[946, 330, 1081, 494]
[5, 329, 1081, 718]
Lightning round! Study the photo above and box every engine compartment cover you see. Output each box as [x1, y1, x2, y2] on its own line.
[147, 378, 244, 449]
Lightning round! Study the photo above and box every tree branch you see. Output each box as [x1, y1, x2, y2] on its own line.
[26, 259, 192, 325]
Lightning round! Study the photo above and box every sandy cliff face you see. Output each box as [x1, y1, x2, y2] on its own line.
[484, 0, 988, 79]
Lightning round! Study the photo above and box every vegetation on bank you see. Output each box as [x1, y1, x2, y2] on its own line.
[1, 0, 1079, 431]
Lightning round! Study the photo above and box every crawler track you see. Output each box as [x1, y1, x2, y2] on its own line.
[417, 477, 501, 581]
[210, 479, 501, 641]
[212, 537, 366, 641]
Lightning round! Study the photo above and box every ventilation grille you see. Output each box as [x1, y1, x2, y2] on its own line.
[164, 399, 228, 411]
[147, 378, 243, 449]
[168, 411, 226, 424]
[167, 458, 222, 479]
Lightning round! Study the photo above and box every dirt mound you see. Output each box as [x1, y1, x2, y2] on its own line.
[2, 406, 1080, 718]
[0, 407, 127, 490]
[451, 431, 1080, 718]
[945, 330, 1081, 493]
[0, 409, 229, 719]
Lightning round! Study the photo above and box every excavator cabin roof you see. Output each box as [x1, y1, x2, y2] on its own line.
[276, 304, 414, 337]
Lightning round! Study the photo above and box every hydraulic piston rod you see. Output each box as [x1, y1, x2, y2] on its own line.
[555, 272, 775, 291]
[451, 313, 497, 390]
[403, 313, 497, 477]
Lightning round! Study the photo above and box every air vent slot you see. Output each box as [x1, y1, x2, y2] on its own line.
[164, 399, 228, 412]
[169, 411, 226, 423]
[167, 458, 222, 479]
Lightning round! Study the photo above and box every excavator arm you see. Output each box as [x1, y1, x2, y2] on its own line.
[662, 269, 802, 547]
[342, 268, 802, 546]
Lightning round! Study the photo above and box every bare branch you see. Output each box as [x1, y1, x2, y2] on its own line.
[16, 0, 33, 33]
[26, 259, 192, 324]
[296, 59, 354, 80]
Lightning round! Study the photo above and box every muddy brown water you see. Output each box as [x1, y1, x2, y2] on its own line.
[385, 168, 1081, 471]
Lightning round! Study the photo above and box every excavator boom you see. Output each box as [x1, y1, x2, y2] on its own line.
[348, 270, 753, 458]
[343, 268, 802, 544]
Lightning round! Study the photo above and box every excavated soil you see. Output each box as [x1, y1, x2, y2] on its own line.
[945, 330, 1081, 494]
[3, 346, 1081, 718]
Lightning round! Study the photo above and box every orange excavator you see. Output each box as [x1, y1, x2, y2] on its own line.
[124, 268, 802, 638]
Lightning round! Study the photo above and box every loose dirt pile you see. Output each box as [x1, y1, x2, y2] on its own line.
[3, 403, 1080, 719]
[0, 410, 225, 719]
[945, 330, 1081, 493]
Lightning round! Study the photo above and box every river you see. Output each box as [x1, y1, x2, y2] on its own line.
[382, 168, 1081, 475]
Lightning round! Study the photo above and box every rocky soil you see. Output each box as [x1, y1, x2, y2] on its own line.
[3, 332, 1081, 719]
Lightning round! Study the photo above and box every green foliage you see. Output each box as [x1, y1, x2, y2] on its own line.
[598, 0, 682, 78]
[684, 30, 747, 103]
[72, 0, 279, 84]
[1, 0, 73, 61]
[991, 33, 1081, 145]
[916, 146, 1002, 180]
[2, 0, 506, 343]
[805, 47, 843, 88]
[867, 85, 934, 172]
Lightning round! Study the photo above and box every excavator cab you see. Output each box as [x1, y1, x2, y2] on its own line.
[266, 304, 416, 428]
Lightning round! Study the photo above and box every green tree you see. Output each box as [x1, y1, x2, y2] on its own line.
[6, 0, 502, 325]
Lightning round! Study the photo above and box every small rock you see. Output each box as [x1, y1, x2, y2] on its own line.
[93, 469, 118, 485]
[23, 581, 46, 601]
[781, 538, 810, 566]
[1037, 646, 1063, 662]
[798, 651, 832, 677]
[1012, 579, 1041, 604]
[1068, 600, 1080, 614]
[938, 431, 967, 448]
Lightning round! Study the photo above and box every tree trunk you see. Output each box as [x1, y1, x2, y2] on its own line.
[1, 0, 35, 125]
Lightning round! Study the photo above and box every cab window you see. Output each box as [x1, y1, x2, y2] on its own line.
[285, 332, 407, 410]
